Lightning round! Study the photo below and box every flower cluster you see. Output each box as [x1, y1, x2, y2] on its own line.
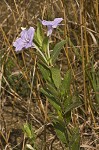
[13, 18, 63, 52]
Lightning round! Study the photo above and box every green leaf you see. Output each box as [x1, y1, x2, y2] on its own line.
[53, 120, 67, 144]
[60, 70, 71, 95]
[40, 88, 61, 111]
[23, 124, 32, 138]
[42, 37, 49, 53]
[64, 101, 82, 115]
[34, 22, 43, 47]
[46, 82, 59, 98]
[51, 40, 66, 64]
[36, 22, 43, 46]
[63, 95, 72, 110]
[23, 123, 35, 140]
[51, 67, 61, 89]
[38, 63, 51, 81]
[70, 127, 80, 150]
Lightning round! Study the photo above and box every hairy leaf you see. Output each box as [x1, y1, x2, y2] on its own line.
[51, 67, 61, 89]
[51, 40, 66, 64]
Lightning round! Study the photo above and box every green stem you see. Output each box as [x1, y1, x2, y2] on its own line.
[34, 44, 48, 65]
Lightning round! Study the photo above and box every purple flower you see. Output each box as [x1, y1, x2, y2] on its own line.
[13, 27, 35, 51]
[41, 18, 63, 36]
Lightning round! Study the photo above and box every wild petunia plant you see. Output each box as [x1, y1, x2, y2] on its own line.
[13, 18, 81, 150]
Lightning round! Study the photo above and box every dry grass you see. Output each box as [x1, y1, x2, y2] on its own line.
[0, 0, 99, 150]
